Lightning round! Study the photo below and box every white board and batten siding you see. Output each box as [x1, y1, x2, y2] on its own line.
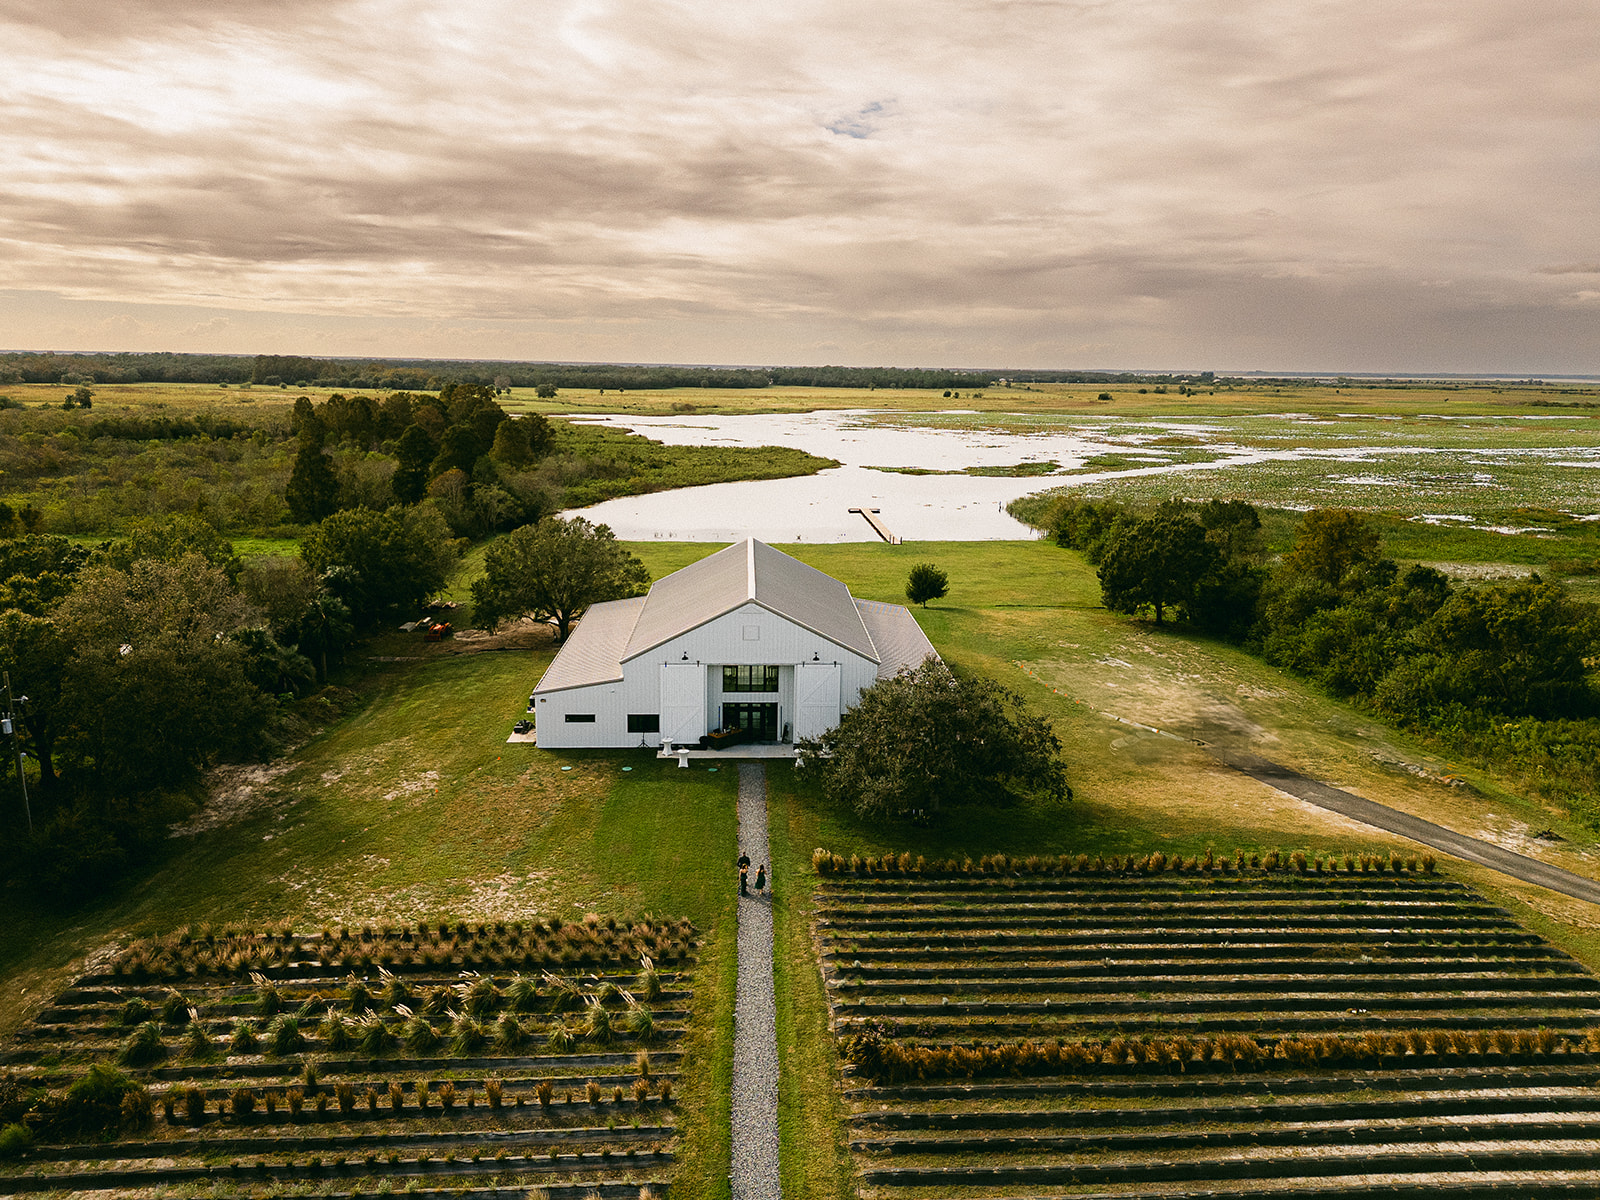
[533, 683, 629, 749]
[529, 538, 939, 749]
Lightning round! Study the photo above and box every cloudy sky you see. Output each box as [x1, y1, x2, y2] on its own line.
[2, 0, 1597, 373]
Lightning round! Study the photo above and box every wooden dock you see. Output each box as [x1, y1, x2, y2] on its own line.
[849, 507, 900, 543]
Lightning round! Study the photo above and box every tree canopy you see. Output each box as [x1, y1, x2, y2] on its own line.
[300, 505, 457, 627]
[1283, 508, 1381, 586]
[797, 659, 1070, 821]
[905, 562, 949, 607]
[1096, 512, 1222, 624]
[470, 516, 650, 640]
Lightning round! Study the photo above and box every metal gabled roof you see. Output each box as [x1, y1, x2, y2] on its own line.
[854, 598, 940, 679]
[622, 538, 879, 663]
[533, 596, 645, 694]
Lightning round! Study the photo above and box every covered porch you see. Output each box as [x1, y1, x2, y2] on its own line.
[657, 742, 799, 762]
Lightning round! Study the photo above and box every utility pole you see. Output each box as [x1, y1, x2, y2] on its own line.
[3, 670, 31, 835]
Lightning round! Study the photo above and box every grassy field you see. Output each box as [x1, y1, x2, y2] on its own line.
[7, 531, 1600, 1196]
[9, 376, 1598, 422]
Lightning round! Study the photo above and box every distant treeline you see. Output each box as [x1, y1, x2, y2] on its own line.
[2, 351, 1227, 392]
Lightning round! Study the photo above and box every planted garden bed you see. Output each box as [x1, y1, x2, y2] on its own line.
[815, 853, 1600, 1196]
[0, 914, 694, 1197]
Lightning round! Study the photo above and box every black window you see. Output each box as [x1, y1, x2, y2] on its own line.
[564, 713, 596, 723]
[722, 664, 779, 693]
[627, 714, 660, 733]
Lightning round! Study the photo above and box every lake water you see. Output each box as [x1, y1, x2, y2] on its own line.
[559, 408, 1600, 541]
[563, 410, 1236, 542]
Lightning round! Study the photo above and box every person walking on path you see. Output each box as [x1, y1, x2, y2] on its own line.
[739, 851, 750, 896]
[754, 864, 766, 893]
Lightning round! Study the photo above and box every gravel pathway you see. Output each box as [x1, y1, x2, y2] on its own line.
[731, 761, 782, 1199]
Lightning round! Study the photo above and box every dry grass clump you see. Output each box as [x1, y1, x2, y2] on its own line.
[843, 1023, 1589, 1083]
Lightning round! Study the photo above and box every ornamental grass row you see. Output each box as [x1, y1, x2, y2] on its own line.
[119, 1005, 666, 1067]
[102, 963, 669, 1065]
[109, 917, 696, 981]
[843, 1024, 1600, 1083]
[157, 1070, 672, 1124]
[814, 847, 1437, 878]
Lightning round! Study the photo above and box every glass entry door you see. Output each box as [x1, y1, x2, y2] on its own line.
[721, 702, 778, 742]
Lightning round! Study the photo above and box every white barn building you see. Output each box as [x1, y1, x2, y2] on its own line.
[531, 538, 939, 750]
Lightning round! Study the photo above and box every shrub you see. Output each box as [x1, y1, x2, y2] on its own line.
[250, 972, 283, 1016]
[286, 1089, 304, 1118]
[633, 1076, 651, 1102]
[182, 1085, 207, 1125]
[119, 1020, 166, 1066]
[505, 973, 539, 1013]
[585, 1079, 601, 1104]
[119, 996, 152, 1026]
[388, 1081, 405, 1112]
[230, 1019, 260, 1055]
[345, 975, 374, 1015]
[402, 1014, 441, 1054]
[457, 973, 501, 1017]
[231, 1088, 257, 1118]
[623, 1003, 655, 1043]
[437, 1081, 457, 1109]
[319, 1009, 353, 1052]
[120, 1085, 155, 1131]
[182, 1020, 212, 1060]
[636, 956, 662, 1002]
[357, 1013, 393, 1056]
[535, 1080, 553, 1109]
[485, 1078, 503, 1109]
[583, 998, 614, 1045]
[336, 1083, 356, 1114]
[379, 970, 412, 1009]
[421, 985, 453, 1016]
[546, 1021, 575, 1054]
[451, 1014, 488, 1056]
[266, 1014, 303, 1056]
[0, 1123, 32, 1159]
[159, 990, 193, 1026]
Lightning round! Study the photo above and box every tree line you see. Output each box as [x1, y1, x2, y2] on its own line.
[0, 509, 457, 904]
[1047, 496, 1600, 826]
[4, 350, 1233, 394]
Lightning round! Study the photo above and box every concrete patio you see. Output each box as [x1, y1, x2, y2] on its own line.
[657, 743, 798, 761]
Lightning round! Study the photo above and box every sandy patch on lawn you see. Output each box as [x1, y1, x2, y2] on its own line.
[282, 870, 609, 927]
[385, 770, 441, 805]
[169, 761, 295, 838]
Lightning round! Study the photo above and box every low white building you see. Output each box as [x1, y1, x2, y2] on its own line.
[531, 538, 939, 749]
